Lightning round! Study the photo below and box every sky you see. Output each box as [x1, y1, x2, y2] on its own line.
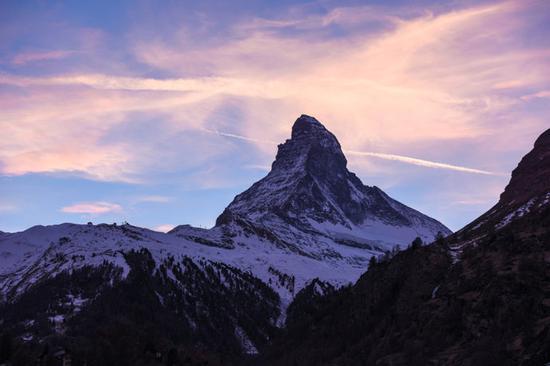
[1, 0, 549, 233]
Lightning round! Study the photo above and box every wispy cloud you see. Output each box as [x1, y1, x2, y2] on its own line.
[1, 0, 549, 231]
[345, 151, 503, 176]
[0, 204, 17, 212]
[452, 198, 495, 205]
[204, 128, 502, 176]
[0, 0, 548, 186]
[201, 128, 277, 145]
[11, 50, 75, 65]
[0, 73, 251, 94]
[521, 90, 550, 101]
[61, 201, 122, 214]
[135, 195, 173, 203]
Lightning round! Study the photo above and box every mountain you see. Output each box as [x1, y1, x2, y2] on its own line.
[260, 128, 550, 366]
[451, 128, 550, 247]
[214, 115, 450, 254]
[0, 115, 450, 365]
[167, 114, 449, 294]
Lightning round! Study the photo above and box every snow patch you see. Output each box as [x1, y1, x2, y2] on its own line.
[496, 198, 536, 230]
[235, 326, 258, 355]
[21, 334, 33, 342]
[431, 285, 440, 299]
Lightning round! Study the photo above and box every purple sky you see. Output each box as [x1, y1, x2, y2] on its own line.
[1, 0, 549, 232]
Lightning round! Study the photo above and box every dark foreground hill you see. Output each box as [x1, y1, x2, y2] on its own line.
[259, 128, 550, 366]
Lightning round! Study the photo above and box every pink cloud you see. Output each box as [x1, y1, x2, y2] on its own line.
[521, 90, 550, 101]
[61, 201, 122, 214]
[127, 1, 549, 151]
[0, 203, 17, 212]
[0, 1, 548, 186]
[0, 83, 228, 183]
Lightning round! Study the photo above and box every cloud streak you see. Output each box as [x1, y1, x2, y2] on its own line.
[11, 50, 75, 65]
[0, 1, 548, 186]
[344, 151, 503, 176]
[136, 195, 173, 203]
[203, 127, 502, 175]
[201, 128, 277, 145]
[61, 202, 122, 214]
[0, 2, 550, 206]
[1, 0, 549, 231]
[0, 204, 17, 212]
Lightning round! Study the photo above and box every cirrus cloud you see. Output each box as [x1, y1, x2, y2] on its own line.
[1, 0, 549, 231]
[0, 1, 548, 191]
[11, 50, 75, 65]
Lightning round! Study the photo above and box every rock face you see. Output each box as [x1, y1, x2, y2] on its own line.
[218, 115, 404, 226]
[500, 128, 550, 205]
[216, 114, 451, 252]
[456, 128, 550, 242]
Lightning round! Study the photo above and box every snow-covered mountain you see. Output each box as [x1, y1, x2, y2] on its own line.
[0, 115, 450, 362]
[1, 114, 450, 302]
[215, 115, 450, 252]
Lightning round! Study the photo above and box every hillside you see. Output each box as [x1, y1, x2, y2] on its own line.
[260, 128, 550, 366]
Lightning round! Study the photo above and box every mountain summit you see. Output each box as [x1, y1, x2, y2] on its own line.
[217, 115, 451, 251]
[500, 128, 550, 205]
[275, 114, 345, 177]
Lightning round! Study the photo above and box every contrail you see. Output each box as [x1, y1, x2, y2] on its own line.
[202, 128, 502, 176]
[201, 128, 277, 144]
[344, 151, 502, 176]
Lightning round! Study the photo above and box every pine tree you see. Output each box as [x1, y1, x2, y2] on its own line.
[0, 333, 12, 362]
[411, 237, 423, 250]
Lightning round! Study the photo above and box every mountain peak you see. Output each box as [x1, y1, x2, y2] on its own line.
[272, 115, 345, 175]
[291, 114, 328, 138]
[289, 114, 340, 148]
[457, 128, 550, 237]
[216, 114, 450, 247]
[534, 128, 550, 148]
[500, 128, 550, 205]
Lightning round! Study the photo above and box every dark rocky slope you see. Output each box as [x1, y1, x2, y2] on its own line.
[0, 249, 280, 365]
[259, 128, 550, 366]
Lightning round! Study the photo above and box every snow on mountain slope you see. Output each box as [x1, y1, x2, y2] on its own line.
[0, 222, 366, 310]
[0, 115, 450, 307]
[216, 115, 450, 252]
